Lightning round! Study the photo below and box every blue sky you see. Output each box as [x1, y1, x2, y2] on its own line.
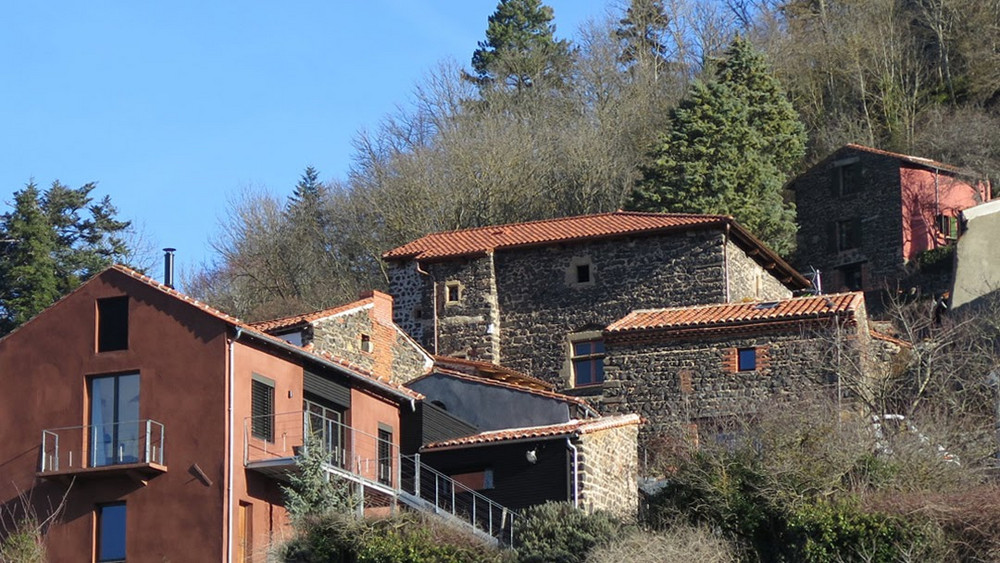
[0, 1, 610, 283]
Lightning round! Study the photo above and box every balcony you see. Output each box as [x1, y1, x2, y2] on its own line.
[244, 411, 515, 545]
[38, 419, 167, 484]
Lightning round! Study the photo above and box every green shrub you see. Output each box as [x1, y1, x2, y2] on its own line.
[0, 517, 45, 563]
[513, 502, 629, 563]
[277, 512, 509, 563]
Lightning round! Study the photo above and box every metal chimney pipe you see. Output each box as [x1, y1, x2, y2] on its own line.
[163, 248, 176, 288]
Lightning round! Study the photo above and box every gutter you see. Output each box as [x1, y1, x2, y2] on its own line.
[566, 437, 579, 509]
[226, 326, 242, 563]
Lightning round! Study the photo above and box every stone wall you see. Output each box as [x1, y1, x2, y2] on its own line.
[309, 299, 429, 386]
[792, 147, 905, 299]
[727, 242, 793, 302]
[388, 261, 425, 344]
[494, 230, 730, 384]
[420, 255, 500, 362]
[575, 422, 639, 519]
[601, 324, 858, 445]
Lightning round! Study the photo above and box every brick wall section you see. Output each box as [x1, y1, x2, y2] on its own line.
[575, 422, 639, 519]
[792, 147, 905, 297]
[601, 326, 860, 445]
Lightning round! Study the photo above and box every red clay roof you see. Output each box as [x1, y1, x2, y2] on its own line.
[383, 211, 809, 289]
[431, 355, 555, 391]
[421, 414, 640, 451]
[845, 144, 974, 175]
[870, 329, 913, 348]
[250, 299, 373, 332]
[607, 292, 863, 334]
[108, 265, 423, 401]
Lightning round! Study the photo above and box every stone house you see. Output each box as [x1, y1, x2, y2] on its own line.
[383, 211, 810, 391]
[790, 144, 991, 304]
[250, 290, 433, 386]
[600, 292, 872, 446]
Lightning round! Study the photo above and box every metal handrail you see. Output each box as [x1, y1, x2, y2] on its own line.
[39, 419, 165, 472]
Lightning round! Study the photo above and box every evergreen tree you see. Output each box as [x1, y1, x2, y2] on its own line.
[628, 37, 805, 255]
[282, 435, 355, 524]
[0, 184, 60, 331]
[0, 181, 131, 333]
[468, 0, 574, 91]
[288, 166, 323, 209]
[615, 0, 671, 74]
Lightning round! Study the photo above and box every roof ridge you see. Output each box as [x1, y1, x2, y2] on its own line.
[425, 367, 593, 408]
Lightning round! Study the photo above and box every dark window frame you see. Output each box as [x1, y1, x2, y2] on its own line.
[834, 161, 863, 196]
[836, 218, 862, 251]
[377, 426, 393, 486]
[572, 339, 605, 387]
[251, 375, 275, 442]
[97, 296, 129, 352]
[737, 348, 757, 372]
[96, 502, 127, 562]
[576, 264, 591, 284]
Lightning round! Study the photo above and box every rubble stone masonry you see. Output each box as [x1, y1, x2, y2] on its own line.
[575, 422, 640, 519]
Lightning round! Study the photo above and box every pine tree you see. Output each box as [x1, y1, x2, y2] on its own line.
[0, 181, 131, 333]
[282, 434, 355, 524]
[468, 0, 574, 91]
[0, 184, 60, 331]
[628, 37, 805, 255]
[615, 0, 671, 74]
[288, 166, 323, 209]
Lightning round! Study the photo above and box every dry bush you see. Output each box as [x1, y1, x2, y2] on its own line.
[586, 525, 737, 563]
[866, 485, 1000, 562]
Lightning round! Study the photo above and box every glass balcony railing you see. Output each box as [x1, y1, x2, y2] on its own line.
[39, 419, 165, 474]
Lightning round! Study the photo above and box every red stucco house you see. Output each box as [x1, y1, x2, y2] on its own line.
[791, 144, 991, 304]
[0, 265, 425, 562]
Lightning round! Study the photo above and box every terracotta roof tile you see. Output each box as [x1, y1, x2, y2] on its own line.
[607, 292, 863, 334]
[383, 211, 809, 290]
[421, 414, 640, 451]
[870, 329, 913, 348]
[383, 211, 728, 261]
[845, 144, 976, 175]
[249, 299, 373, 332]
[108, 265, 423, 401]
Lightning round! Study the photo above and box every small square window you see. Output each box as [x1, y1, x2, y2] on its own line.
[97, 502, 126, 562]
[737, 348, 757, 372]
[576, 264, 590, 284]
[360, 334, 373, 353]
[97, 297, 129, 352]
[445, 282, 461, 304]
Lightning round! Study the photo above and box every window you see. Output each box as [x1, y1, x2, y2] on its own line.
[576, 264, 590, 284]
[445, 282, 461, 304]
[451, 468, 495, 491]
[360, 334, 373, 353]
[737, 348, 757, 371]
[835, 218, 862, 251]
[834, 160, 862, 196]
[251, 375, 275, 442]
[565, 257, 595, 287]
[572, 339, 605, 386]
[97, 297, 129, 352]
[837, 262, 865, 291]
[305, 399, 345, 468]
[90, 373, 140, 467]
[97, 502, 126, 562]
[377, 426, 393, 486]
[937, 214, 960, 240]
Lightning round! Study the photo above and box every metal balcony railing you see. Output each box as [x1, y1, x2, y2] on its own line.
[40, 419, 165, 473]
[244, 411, 516, 546]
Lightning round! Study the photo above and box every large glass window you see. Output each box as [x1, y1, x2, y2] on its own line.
[90, 373, 140, 467]
[305, 399, 345, 468]
[97, 502, 126, 562]
[572, 339, 605, 386]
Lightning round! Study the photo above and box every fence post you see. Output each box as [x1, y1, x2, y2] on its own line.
[414, 453, 421, 498]
[145, 420, 151, 463]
